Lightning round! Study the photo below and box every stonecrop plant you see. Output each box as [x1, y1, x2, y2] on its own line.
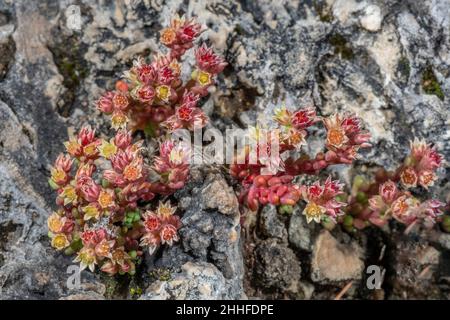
[341, 138, 445, 232]
[47, 15, 226, 275]
[230, 106, 446, 232]
[230, 107, 371, 217]
[96, 15, 226, 135]
[47, 14, 446, 277]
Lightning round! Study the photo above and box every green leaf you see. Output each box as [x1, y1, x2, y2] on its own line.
[48, 179, 59, 190]
[278, 204, 293, 215]
[144, 122, 158, 138]
[102, 179, 110, 188]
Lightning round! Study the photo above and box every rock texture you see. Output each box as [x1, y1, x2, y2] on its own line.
[147, 168, 244, 299]
[388, 235, 442, 299]
[0, 0, 449, 299]
[288, 205, 318, 252]
[142, 261, 241, 300]
[259, 205, 288, 240]
[311, 230, 365, 284]
[254, 238, 301, 291]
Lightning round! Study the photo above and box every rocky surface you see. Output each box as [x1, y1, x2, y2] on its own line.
[254, 238, 301, 292]
[142, 261, 241, 300]
[288, 205, 318, 252]
[146, 168, 244, 299]
[387, 235, 442, 299]
[310, 230, 365, 284]
[0, 0, 449, 300]
[259, 205, 288, 240]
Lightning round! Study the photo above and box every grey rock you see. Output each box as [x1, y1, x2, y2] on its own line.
[60, 292, 105, 300]
[389, 235, 442, 299]
[360, 4, 383, 32]
[438, 233, 450, 250]
[259, 205, 287, 240]
[142, 261, 243, 300]
[201, 174, 239, 216]
[254, 238, 301, 291]
[288, 205, 316, 252]
[0, 189, 103, 300]
[157, 169, 245, 299]
[0, 100, 104, 299]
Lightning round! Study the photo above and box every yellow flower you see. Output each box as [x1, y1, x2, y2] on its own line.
[400, 167, 418, 188]
[326, 127, 347, 148]
[51, 234, 70, 250]
[273, 106, 292, 126]
[95, 239, 114, 258]
[169, 60, 181, 76]
[197, 70, 212, 86]
[160, 27, 176, 45]
[98, 140, 117, 159]
[74, 247, 97, 272]
[64, 139, 81, 156]
[324, 114, 349, 149]
[47, 212, 63, 233]
[83, 204, 101, 221]
[98, 190, 114, 209]
[111, 113, 128, 130]
[156, 85, 171, 102]
[61, 185, 77, 206]
[111, 247, 131, 266]
[303, 202, 325, 223]
[156, 201, 176, 219]
[284, 128, 305, 148]
[123, 163, 142, 181]
[419, 170, 436, 189]
[50, 168, 67, 184]
[83, 142, 98, 157]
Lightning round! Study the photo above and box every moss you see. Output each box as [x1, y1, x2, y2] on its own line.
[102, 275, 119, 299]
[397, 56, 411, 79]
[129, 286, 143, 299]
[441, 215, 450, 233]
[149, 268, 172, 282]
[328, 34, 354, 60]
[49, 35, 89, 116]
[422, 65, 444, 100]
[313, 0, 333, 22]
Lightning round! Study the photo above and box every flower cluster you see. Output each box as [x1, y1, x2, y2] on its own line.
[96, 15, 226, 135]
[163, 91, 208, 132]
[141, 201, 182, 254]
[231, 106, 371, 213]
[368, 180, 444, 227]
[302, 178, 346, 223]
[339, 138, 445, 233]
[47, 17, 228, 274]
[76, 228, 135, 274]
[151, 140, 191, 195]
[273, 106, 317, 150]
[284, 113, 371, 175]
[160, 15, 203, 59]
[323, 114, 371, 164]
[399, 138, 443, 189]
[48, 127, 186, 275]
